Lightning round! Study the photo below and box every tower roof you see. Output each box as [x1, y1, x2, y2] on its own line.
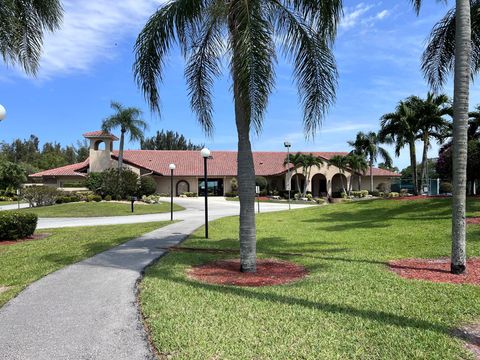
[83, 130, 118, 140]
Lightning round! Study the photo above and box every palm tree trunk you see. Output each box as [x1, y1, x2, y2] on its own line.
[358, 174, 361, 191]
[420, 134, 429, 190]
[369, 157, 374, 192]
[409, 142, 418, 195]
[451, 0, 471, 274]
[118, 129, 125, 171]
[233, 73, 256, 274]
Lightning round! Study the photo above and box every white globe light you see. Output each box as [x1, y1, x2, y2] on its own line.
[200, 147, 211, 158]
[0, 104, 6, 121]
[169, 163, 176, 170]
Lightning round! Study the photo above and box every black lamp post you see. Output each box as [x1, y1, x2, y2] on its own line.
[200, 147, 211, 238]
[169, 163, 176, 221]
[284, 141, 291, 210]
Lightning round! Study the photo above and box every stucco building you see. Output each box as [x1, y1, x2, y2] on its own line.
[29, 131, 400, 196]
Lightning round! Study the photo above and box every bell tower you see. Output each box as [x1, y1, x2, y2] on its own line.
[83, 131, 118, 173]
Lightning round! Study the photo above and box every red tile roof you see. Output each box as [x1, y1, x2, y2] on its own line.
[83, 130, 118, 140]
[29, 159, 89, 177]
[30, 150, 400, 178]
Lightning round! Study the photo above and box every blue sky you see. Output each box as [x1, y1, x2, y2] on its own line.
[0, 1, 474, 170]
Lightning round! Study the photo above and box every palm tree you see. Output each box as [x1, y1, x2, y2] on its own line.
[379, 100, 421, 195]
[0, 0, 63, 75]
[419, 0, 472, 274]
[348, 131, 392, 193]
[468, 105, 480, 140]
[300, 154, 324, 197]
[102, 101, 148, 171]
[134, 1, 341, 272]
[410, 93, 451, 190]
[284, 153, 305, 194]
[345, 153, 368, 192]
[328, 155, 349, 194]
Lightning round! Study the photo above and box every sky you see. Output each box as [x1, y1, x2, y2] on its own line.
[0, 0, 474, 170]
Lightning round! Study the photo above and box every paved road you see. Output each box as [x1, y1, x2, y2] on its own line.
[0, 198, 311, 360]
[36, 197, 311, 229]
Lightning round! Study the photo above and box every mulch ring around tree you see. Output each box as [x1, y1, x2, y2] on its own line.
[187, 258, 308, 287]
[388, 257, 480, 286]
[0, 233, 51, 246]
[467, 217, 480, 225]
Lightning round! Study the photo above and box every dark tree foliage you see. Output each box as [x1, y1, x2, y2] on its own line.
[437, 140, 480, 183]
[0, 135, 89, 173]
[141, 130, 203, 150]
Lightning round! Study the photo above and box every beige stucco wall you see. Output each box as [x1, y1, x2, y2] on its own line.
[359, 176, 394, 192]
[153, 176, 199, 195]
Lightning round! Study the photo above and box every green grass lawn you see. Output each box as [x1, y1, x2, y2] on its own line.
[140, 198, 480, 359]
[0, 201, 21, 206]
[14, 201, 184, 217]
[0, 221, 171, 307]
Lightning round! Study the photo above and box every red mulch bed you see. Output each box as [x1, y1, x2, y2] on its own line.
[468, 217, 480, 225]
[187, 258, 308, 287]
[388, 257, 480, 285]
[0, 233, 50, 246]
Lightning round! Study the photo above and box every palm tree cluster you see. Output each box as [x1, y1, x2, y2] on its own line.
[284, 153, 323, 197]
[378, 93, 451, 195]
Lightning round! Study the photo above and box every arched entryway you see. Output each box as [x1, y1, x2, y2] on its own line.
[176, 180, 190, 196]
[291, 173, 305, 194]
[331, 173, 348, 194]
[311, 174, 327, 197]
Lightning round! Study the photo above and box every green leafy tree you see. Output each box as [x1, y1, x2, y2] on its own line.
[0, 0, 63, 75]
[418, 0, 472, 274]
[134, 1, 341, 272]
[0, 161, 26, 190]
[141, 130, 203, 150]
[348, 131, 392, 193]
[102, 101, 148, 171]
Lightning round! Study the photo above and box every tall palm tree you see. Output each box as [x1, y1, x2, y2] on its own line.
[379, 101, 419, 195]
[134, 1, 341, 272]
[345, 153, 368, 192]
[419, 0, 472, 274]
[348, 131, 392, 193]
[0, 0, 63, 75]
[328, 155, 349, 194]
[284, 153, 305, 194]
[102, 101, 148, 171]
[300, 153, 323, 197]
[409, 93, 451, 190]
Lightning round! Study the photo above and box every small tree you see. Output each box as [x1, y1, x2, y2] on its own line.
[0, 161, 26, 191]
[139, 176, 157, 196]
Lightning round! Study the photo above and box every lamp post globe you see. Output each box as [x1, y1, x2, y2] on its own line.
[201, 147, 211, 158]
[169, 163, 176, 170]
[0, 104, 6, 121]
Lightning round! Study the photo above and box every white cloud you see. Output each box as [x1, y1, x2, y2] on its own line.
[376, 10, 390, 20]
[37, 0, 167, 79]
[340, 3, 374, 30]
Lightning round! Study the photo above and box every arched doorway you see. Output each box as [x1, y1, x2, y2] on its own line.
[331, 173, 348, 194]
[312, 174, 327, 197]
[291, 173, 305, 194]
[176, 180, 190, 196]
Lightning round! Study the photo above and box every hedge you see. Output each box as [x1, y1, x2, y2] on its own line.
[0, 212, 38, 240]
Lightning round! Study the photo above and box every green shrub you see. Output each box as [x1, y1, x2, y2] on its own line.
[387, 192, 400, 198]
[182, 192, 198, 197]
[21, 186, 61, 207]
[370, 190, 380, 197]
[104, 195, 112, 201]
[332, 191, 347, 199]
[440, 181, 453, 193]
[314, 198, 325, 204]
[224, 191, 238, 198]
[306, 193, 313, 201]
[400, 189, 409, 197]
[351, 190, 369, 198]
[139, 176, 157, 196]
[85, 172, 104, 193]
[255, 176, 268, 191]
[0, 212, 37, 240]
[142, 195, 161, 204]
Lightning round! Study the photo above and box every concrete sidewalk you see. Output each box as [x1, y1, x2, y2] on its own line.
[0, 198, 312, 360]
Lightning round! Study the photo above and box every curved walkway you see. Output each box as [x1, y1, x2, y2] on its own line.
[0, 198, 311, 360]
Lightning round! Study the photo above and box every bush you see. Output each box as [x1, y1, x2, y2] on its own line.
[306, 193, 313, 201]
[21, 186, 61, 207]
[400, 189, 409, 197]
[314, 198, 326, 204]
[139, 176, 157, 197]
[370, 190, 380, 197]
[387, 192, 400, 198]
[332, 191, 347, 199]
[0, 212, 37, 240]
[104, 195, 112, 201]
[142, 195, 161, 204]
[351, 190, 369, 198]
[440, 181, 453, 194]
[255, 176, 268, 191]
[224, 191, 238, 198]
[86, 169, 140, 199]
[182, 192, 197, 197]
[230, 178, 238, 192]
[85, 172, 104, 193]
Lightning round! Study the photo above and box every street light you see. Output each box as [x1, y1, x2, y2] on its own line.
[0, 104, 6, 121]
[169, 163, 176, 221]
[284, 141, 291, 210]
[200, 147, 211, 238]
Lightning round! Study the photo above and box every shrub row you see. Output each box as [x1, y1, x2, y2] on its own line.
[0, 212, 38, 240]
